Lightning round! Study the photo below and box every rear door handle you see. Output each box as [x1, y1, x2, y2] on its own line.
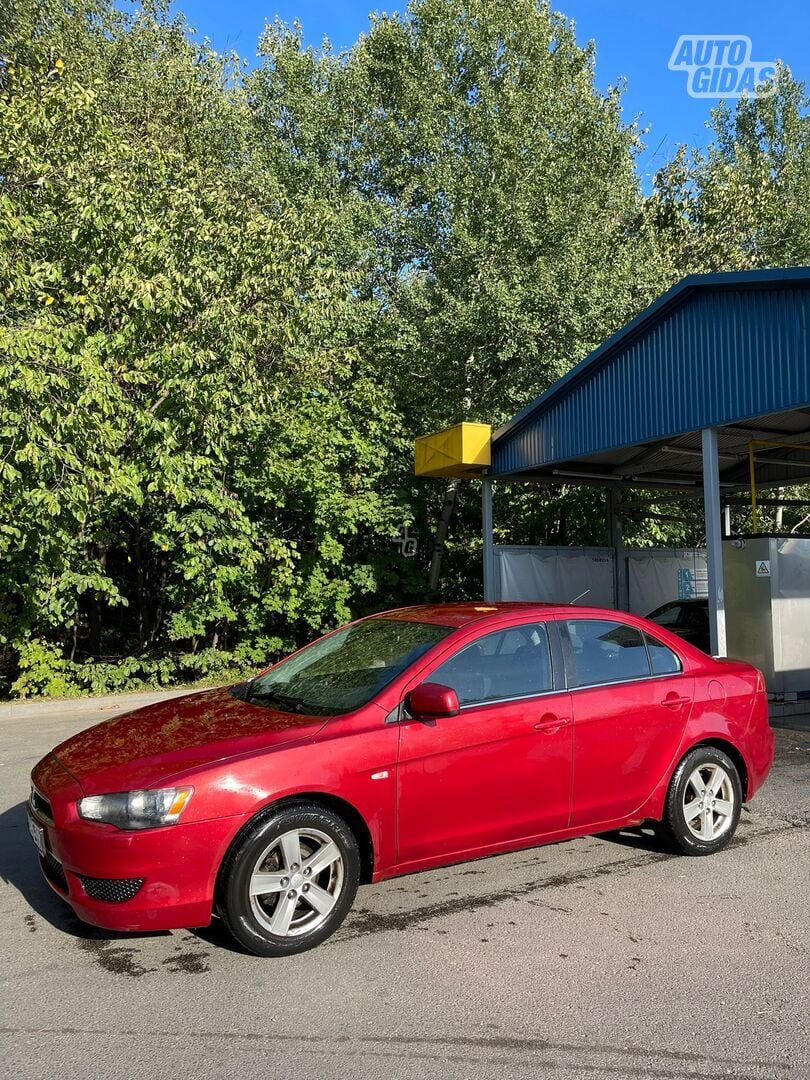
[661, 694, 691, 708]
[533, 713, 571, 732]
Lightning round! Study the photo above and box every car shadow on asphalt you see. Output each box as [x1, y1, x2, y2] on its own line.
[0, 800, 167, 942]
[596, 822, 675, 854]
[190, 917, 250, 954]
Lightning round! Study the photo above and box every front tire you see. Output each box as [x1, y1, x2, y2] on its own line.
[662, 746, 742, 856]
[219, 804, 360, 956]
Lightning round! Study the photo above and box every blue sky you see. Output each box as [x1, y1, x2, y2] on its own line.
[172, 0, 809, 187]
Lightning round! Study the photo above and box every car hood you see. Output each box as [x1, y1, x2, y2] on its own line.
[53, 687, 329, 794]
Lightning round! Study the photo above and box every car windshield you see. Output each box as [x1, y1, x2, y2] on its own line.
[246, 619, 454, 716]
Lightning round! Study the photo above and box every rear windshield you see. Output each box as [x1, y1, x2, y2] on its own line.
[245, 619, 454, 716]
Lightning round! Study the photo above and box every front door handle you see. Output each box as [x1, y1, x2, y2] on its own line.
[533, 713, 571, 733]
[661, 694, 691, 708]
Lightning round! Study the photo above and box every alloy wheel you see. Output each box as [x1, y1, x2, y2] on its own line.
[248, 827, 345, 938]
[682, 763, 735, 842]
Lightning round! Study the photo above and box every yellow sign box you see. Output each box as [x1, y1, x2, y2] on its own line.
[414, 422, 491, 477]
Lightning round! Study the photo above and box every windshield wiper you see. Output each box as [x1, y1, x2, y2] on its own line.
[229, 679, 254, 702]
[248, 688, 308, 713]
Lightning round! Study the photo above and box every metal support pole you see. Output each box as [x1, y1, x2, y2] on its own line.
[748, 442, 758, 533]
[607, 489, 628, 610]
[702, 427, 727, 656]
[482, 476, 495, 601]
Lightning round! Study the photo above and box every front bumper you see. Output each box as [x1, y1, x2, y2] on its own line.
[30, 757, 247, 932]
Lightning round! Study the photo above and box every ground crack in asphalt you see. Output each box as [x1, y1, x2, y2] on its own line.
[0, 1025, 791, 1080]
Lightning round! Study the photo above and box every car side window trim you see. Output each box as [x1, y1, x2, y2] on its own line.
[389, 678, 569, 722]
[566, 670, 686, 693]
[457, 684, 568, 711]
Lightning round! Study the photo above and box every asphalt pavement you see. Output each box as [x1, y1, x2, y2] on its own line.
[1, 692, 808, 1080]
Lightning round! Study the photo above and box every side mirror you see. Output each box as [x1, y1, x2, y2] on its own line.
[405, 682, 460, 720]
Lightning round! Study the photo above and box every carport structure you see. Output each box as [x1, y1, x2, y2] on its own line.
[476, 268, 810, 655]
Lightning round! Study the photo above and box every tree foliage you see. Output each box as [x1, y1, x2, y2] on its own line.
[652, 64, 810, 274]
[1, 1, 808, 696]
[249, 0, 671, 585]
[1, 0, 403, 694]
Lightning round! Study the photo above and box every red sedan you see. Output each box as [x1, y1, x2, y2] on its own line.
[29, 603, 774, 955]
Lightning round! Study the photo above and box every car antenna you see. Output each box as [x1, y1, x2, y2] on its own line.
[569, 589, 590, 604]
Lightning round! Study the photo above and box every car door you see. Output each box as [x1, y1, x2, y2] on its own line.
[396, 619, 573, 867]
[558, 617, 694, 828]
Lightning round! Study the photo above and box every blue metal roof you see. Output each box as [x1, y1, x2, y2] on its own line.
[491, 267, 810, 478]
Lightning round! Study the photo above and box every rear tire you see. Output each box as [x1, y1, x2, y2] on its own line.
[219, 804, 360, 956]
[662, 746, 742, 856]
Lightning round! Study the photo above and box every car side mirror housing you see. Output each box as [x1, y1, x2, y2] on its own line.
[406, 682, 460, 719]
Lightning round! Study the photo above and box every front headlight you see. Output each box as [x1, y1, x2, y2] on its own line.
[77, 787, 193, 829]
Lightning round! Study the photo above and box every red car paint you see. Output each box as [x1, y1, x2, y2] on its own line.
[29, 603, 773, 933]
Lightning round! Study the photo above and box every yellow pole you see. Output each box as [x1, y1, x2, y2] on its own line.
[748, 442, 758, 533]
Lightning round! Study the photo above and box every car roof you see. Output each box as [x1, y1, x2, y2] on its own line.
[369, 602, 636, 628]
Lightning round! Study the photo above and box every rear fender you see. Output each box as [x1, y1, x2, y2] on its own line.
[634, 712, 754, 822]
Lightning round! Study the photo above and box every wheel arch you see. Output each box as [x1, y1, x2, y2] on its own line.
[215, 792, 375, 901]
[682, 737, 750, 801]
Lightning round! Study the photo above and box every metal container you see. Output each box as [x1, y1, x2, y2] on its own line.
[723, 535, 810, 697]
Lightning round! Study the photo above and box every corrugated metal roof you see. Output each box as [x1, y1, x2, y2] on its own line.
[491, 268, 810, 482]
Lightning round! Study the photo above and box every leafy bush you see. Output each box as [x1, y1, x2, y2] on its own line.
[11, 640, 83, 700]
[9, 638, 283, 699]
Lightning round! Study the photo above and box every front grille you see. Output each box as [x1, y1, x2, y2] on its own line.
[40, 850, 68, 894]
[30, 787, 53, 823]
[78, 875, 144, 903]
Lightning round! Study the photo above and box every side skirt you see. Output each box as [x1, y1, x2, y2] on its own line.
[371, 812, 655, 883]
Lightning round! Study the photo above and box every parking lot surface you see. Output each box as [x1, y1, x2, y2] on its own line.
[1, 693, 808, 1080]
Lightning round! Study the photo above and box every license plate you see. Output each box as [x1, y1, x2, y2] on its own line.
[27, 810, 46, 857]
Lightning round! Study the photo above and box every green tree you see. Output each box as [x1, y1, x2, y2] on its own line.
[0, 0, 405, 695]
[652, 65, 810, 274]
[249, 0, 671, 586]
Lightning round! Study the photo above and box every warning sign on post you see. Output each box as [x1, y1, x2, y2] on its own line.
[755, 560, 771, 577]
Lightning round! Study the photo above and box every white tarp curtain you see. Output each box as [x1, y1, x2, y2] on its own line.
[494, 546, 615, 608]
[626, 550, 708, 615]
[494, 546, 708, 615]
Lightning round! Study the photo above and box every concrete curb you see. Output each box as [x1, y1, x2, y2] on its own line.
[771, 715, 810, 732]
[0, 686, 203, 722]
